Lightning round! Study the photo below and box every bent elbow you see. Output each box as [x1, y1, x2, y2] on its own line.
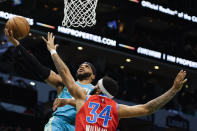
[147, 109, 154, 115]
[143, 105, 155, 115]
[144, 108, 153, 115]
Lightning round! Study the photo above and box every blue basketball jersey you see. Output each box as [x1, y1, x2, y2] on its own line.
[53, 81, 94, 122]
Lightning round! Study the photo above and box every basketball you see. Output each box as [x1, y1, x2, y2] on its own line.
[5, 16, 30, 40]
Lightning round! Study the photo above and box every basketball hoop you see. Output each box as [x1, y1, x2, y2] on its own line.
[62, 0, 99, 28]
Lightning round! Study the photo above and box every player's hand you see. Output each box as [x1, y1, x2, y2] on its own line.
[52, 98, 70, 111]
[173, 70, 187, 92]
[42, 32, 57, 51]
[4, 28, 20, 47]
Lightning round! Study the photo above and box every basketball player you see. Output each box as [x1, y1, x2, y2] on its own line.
[43, 32, 187, 131]
[4, 29, 96, 131]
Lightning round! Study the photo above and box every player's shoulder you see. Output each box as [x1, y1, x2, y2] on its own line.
[75, 81, 94, 87]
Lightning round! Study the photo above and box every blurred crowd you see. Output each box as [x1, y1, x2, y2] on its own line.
[0, 123, 32, 131]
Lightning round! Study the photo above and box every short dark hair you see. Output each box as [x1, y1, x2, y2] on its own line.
[102, 76, 119, 97]
[82, 62, 96, 75]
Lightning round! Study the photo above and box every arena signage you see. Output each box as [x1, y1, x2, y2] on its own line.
[129, 0, 139, 4]
[166, 115, 189, 129]
[0, 10, 196, 69]
[167, 55, 197, 68]
[0, 11, 34, 25]
[137, 47, 197, 69]
[137, 47, 162, 59]
[141, 0, 197, 23]
[58, 26, 117, 47]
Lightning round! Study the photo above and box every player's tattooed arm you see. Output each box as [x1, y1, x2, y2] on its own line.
[118, 70, 187, 119]
[144, 70, 187, 113]
[42, 32, 86, 100]
[45, 71, 64, 94]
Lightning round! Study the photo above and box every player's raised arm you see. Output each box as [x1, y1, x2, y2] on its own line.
[42, 32, 86, 100]
[118, 70, 187, 119]
[4, 29, 64, 94]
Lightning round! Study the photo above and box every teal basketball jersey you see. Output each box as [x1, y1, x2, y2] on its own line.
[53, 81, 94, 121]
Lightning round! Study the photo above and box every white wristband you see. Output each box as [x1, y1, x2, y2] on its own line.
[50, 49, 57, 55]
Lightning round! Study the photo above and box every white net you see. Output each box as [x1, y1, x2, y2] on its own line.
[62, 0, 99, 28]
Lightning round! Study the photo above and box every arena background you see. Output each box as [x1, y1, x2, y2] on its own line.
[0, 0, 197, 130]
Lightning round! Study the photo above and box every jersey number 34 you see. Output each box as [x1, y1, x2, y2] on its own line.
[86, 102, 112, 127]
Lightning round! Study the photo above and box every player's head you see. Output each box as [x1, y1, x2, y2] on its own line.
[76, 62, 96, 82]
[90, 76, 119, 98]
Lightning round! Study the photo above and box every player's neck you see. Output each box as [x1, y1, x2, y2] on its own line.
[77, 79, 92, 85]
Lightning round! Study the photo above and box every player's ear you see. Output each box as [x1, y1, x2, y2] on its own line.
[91, 74, 95, 81]
[96, 88, 102, 94]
